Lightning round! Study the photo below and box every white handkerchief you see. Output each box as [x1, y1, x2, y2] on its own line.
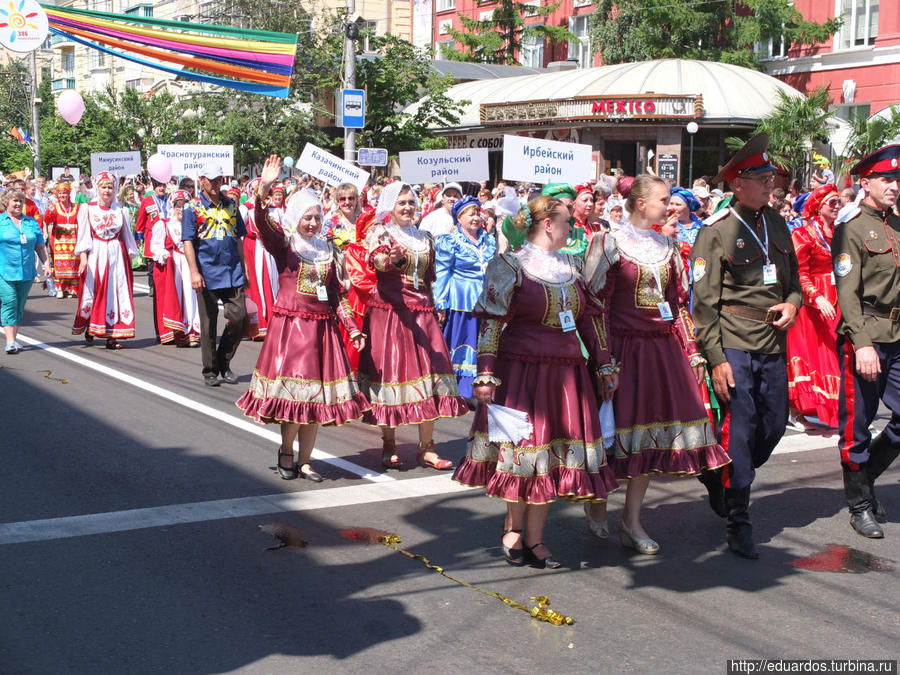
[599, 400, 616, 450]
[487, 404, 533, 444]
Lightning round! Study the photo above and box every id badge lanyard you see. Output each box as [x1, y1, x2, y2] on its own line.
[559, 284, 576, 332]
[731, 208, 777, 285]
[812, 220, 836, 285]
[650, 262, 674, 321]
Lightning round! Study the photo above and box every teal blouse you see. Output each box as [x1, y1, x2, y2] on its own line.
[0, 212, 44, 281]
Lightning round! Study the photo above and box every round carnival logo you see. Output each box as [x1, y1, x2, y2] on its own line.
[0, 0, 49, 53]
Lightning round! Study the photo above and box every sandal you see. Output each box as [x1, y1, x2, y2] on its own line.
[105, 339, 122, 350]
[584, 503, 609, 540]
[523, 542, 563, 570]
[416, 440, 453, 470]
[502, 528, 525, 566]
[381, 439, 403, 470]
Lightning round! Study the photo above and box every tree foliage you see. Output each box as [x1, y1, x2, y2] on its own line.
[445, 0, 576, 65]
[832, 106, 900, 180]
[590, 0, 841, 69]
[726, 86, 834, 180]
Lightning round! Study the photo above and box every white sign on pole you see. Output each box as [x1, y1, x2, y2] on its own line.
[398, 148, 489, 184]
[90, 151, 142, 177]
[156, 144, 235, 177]
[297, 142, 370, 191]
[0, 0, 49, 53]
[501, 135, 592, 186]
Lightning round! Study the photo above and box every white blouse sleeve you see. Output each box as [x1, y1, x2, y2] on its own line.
[73, 205, 93, 256]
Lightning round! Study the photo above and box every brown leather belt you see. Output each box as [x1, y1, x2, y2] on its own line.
[721, 304, 777, 324]
[862, 305, 900, 322]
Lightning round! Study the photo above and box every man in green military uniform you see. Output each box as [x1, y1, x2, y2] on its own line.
[690, 133, 802, 559]
[832, 144, 900, 538]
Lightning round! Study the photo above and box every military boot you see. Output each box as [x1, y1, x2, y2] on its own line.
[724, 486, 758, 559]
[865, 433, 898, 523]
[697, 468, 727, 518]
[843, 465, 884, 538]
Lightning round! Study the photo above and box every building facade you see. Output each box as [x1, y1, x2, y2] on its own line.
[760, 0, 899, 120]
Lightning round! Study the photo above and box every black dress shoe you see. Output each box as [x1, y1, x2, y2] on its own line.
[219, 369, 239, 384]
[873, 500, 887, 523]
[524, 543, 562, 569]
[726, 527, 760, 559]
[850, 510, 884, 538]
[298, 463, 323, 483]
[203, 374, 220, 387]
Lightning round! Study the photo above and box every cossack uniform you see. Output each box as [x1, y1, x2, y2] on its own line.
[832, 144, 900, 538]
[690, 133, 803, 558]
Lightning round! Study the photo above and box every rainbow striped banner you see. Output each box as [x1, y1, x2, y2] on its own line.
[42, 4, 297, 98]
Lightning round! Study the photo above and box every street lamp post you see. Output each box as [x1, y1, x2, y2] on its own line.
[686, 121, 699, 186]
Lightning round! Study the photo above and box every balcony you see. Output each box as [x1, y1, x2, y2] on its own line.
[51, 78, 76, 91]
[50, 34, 74, 47]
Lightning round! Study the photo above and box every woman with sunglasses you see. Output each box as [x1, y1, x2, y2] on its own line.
[786, 184, 843, 428]
[323, 183, 361, 250]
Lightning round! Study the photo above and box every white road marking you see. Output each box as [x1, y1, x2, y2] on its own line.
[16, 334, 393, 484]
[0, 475, 470, 545]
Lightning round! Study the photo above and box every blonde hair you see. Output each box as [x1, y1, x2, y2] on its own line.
[513, 195, 563, 233]
[625, 174, 667, 214]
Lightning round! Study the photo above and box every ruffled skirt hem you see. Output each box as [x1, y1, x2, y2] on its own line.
[361, 395, 469, 427]
[236, 393, 370, 426]
[453, 461, 620, 505]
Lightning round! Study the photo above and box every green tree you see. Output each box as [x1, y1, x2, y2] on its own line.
[445, 0, 576, 65]
[0, 59, 37, 172]
[590, 0, 841, 69]
[726, 86, 834, 180]
[832, 106, 900, 181]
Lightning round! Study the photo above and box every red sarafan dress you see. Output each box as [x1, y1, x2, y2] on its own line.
[357, 221, 469, 426]
[149, 215, 200, 345]
[72, 202, 139, 339]
[787, 218, 841, 427]
[586, 227, 730, 479]
[340, 208, 377, 372]
[241, 198, 281, 339]
[452, 244, 620, 504]
[236, 206, 369, 426]
[44, 201, 80, 295]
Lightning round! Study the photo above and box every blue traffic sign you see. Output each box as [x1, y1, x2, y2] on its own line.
[358, 148, 388, 166]
[341, 88, 365, 129]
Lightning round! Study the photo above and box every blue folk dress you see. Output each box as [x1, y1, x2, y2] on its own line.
[433, 228, 497, 398]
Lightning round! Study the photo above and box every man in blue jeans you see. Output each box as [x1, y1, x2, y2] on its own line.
[182, 162, 248, 387]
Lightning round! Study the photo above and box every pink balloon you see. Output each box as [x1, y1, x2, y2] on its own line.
[147, 153, 173, 184]
[56, 89, 85, 126]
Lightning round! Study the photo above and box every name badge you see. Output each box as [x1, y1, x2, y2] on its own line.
[762, 263, 777, 285]
[316, 285, 329, 302]
[830, 271, 836, 285]
[658, 301, 674, 321]
[19, 233, 27, 244]
[559, 309, 576, 332]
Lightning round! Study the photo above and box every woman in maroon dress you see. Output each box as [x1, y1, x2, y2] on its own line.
[583, 175, 730, 554]
[357, 182, 469, 470]
[786, 183, 842, 428]
[453, 196, 620, 569]
[237, 155, 370, 482]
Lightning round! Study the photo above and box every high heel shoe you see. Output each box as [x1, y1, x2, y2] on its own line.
[584, 502, 609, 540]
[523, 543, 562, 570]
[416, 440, 453, 470]
[501, 528, 524, 566]
[381, 439, 403, 470]
[276, 448, 297, 480]
[618, 521, 659, 555]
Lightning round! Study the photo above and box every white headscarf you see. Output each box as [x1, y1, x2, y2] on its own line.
[375, 181, 419, 224]
[283, 188, 330, 262]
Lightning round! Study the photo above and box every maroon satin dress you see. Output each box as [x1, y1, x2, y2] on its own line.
[356, 222, 468, 426]
[588, 231, 730, 479]
[236, 209, 370, 426]
[452, 249, 620, 504]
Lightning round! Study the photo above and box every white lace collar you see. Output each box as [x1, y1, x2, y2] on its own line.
[517, 241, 576, 284]
[386, 220, 429, 253]
[614, 223, 671, 265]
[289, 232, 332, 262]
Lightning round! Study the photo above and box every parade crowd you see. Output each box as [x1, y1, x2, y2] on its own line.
[1, 135, 898, 567]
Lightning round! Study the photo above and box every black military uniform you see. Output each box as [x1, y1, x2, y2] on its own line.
[832, 144, 900, 538]
[691, 133, 803, 558]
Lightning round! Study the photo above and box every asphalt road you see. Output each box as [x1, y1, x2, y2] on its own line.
[1, 273, 897, 674]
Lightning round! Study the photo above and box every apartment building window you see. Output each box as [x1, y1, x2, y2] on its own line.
[92, 0, 112, 11]
[832, 103, 871, 122]
[89, 49, 106, 69]
[520, 31, 544, 68]
[437, 40, 454, 60]
[836, 0, 878, 49]
[125, 3, 154, 17]
[61, 49, 75, 76]
[523, 0, 539, 17]
[568, 15, 591, 68]
[757, 35, 789, 59]
[436, 0, 455, 12]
